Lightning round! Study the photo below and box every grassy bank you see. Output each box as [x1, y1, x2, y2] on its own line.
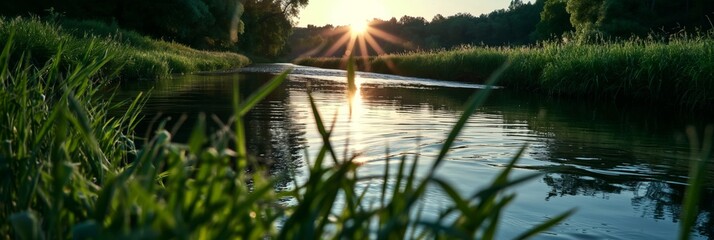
[295, 34, 714, 108]
[0, 17, 250, 80]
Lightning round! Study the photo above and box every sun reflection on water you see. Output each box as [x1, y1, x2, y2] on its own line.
[347, 78, 363, 119]
[344, 77, 366, 164]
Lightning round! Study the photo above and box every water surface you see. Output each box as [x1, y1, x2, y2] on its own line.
[114, 63, 714, 239]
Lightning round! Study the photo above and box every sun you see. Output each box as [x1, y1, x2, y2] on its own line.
[350, 21, 369, 36]
[316, 6, 404, 73]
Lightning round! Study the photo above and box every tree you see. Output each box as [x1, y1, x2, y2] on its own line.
[0, 0, 246, 50]
[239, 0, 309, 58]
[509, 0, 525, 10]
[119, 0, 214, 42]
[535, 0, 574, 40]
[431, 14, 446, 23]
[566, 0, 605, 41]
[198, 0, 245, 49]
[597, 0, 650, 38]
[565, 0, 714, 41]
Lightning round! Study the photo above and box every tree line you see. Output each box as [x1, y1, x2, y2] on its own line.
[3, 0, 712, 59]
[288, 0, 714, 59]
[0, 0, 308, 58]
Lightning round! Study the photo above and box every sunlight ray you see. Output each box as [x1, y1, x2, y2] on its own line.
[342, 34, 358, 58]
[357, 35, 370, 70]
[296, 41, 329, 59]
[364, 33, 399, 73]
[363, 33, 386, 55]
[366, 27, 403, 44]
[324, 33, 352, 57]
[325, 27, 350, 37]
[317, 19, 408, 74]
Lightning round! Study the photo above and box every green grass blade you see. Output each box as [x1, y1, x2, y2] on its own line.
[308, 93, 340, 164]
[679, 126, 713, 240]
[430, 178, 470, 216]
[515, 210, 575, 240]
[347, 55, 357, 92]
[0, 31, 13, 81]
[9, 211, 43, 240]
[415, 221, 471, 239]
[380, 147, 390, 208]
[428, 62, 510, 176]
[237, 70, 289, 116]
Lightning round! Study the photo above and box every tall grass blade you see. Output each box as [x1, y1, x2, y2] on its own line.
[428, 62, 510, 176]
[308, 94, 340, 164]
[679, 126, 713, 240]
[237, 70, 289, 116]
[0, 31, 12, 81]
[347, 55, 357, 92]
[515, 210, 575, 240]
[9, 211, 43, 240]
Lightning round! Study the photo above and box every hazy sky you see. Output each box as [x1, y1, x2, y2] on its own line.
[297, 0, 522, 27]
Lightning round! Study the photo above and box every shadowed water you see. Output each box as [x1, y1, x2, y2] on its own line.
[114, 63, 714, 239]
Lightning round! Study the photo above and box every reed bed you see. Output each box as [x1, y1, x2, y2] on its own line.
[0, 31, 575, 238]
[295, 34, 714, 108]
[1, 32, 707, 239]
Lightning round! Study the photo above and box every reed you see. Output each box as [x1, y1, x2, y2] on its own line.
[295, 33, 714, 108]
[2, 33, 706, 239]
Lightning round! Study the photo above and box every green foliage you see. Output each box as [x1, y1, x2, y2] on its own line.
[566, 0, 714, 42]
[2, 21, 711, 238]
[200, 0, 245, 49]
[0, 17, 250, 80]
[289, 0, 714, 58]
[679, 127, 713, 240]
[288, 2, 544, 59]
[0, 0, 249, 51]
[535, 0, 574, 40]
[565, 0, 604, 41]
[0, 31, 577, 238]
[239, 0, 305, 58]
[295, 33, 714, 108]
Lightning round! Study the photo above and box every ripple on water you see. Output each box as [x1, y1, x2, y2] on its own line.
[115, 64, 712, 239]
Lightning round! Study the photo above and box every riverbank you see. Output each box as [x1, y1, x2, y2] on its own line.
[0, 17, 251, 80]
[295, 35, 714, 109]
[0, 23, 576, 238]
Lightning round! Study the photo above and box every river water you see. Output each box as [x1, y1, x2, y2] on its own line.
[114, 63, 713, 239]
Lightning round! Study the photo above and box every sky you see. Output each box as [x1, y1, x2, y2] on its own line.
[296, 0, 522, 27]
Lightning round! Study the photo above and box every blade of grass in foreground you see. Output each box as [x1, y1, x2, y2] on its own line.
[237, 70, 289, 117]
[428, 61, 510, 177]
[679, 126, 713, 240]
[233, 70, 289, 170]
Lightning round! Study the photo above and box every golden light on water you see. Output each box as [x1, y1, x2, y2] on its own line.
[302, 1, 403, 165]
[345, 78, 366, 165]
[347, 77, 363, 120]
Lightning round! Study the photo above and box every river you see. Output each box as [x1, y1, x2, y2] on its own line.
[114, 63, 713, 239]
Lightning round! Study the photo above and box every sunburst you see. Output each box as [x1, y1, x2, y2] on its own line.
[350, 21, 369, 36]
[315, 21, 401, 74]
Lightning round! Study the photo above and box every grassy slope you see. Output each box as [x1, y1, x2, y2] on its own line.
[0, 17, 251, 80]
[295, 35, 714, 108]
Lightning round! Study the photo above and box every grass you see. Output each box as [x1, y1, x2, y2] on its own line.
[1, 31, 708, 239]
[295, 33, 714, 108]
[0, 17, 251, 80]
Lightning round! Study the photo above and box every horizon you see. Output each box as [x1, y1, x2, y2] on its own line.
[296, 0, 533, 27]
